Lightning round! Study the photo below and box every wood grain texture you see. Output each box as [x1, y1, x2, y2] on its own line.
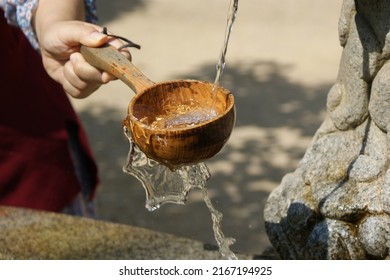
[81, 45, 235, 168]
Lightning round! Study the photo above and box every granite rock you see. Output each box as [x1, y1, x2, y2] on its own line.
[0, 206, 252, 260]
[264, 0, 390, 259]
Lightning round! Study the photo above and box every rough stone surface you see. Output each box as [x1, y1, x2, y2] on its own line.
[264, 0, 390, 259]
[0, 206, 253, 260]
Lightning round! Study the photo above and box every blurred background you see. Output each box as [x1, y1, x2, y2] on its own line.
[71, 0, 343, 255]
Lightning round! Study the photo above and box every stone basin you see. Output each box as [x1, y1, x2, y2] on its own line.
[0, 206, 253, 260]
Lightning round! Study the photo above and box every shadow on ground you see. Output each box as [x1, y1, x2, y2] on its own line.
[78, 59, 331, 255]
[95, 0, 147, 23]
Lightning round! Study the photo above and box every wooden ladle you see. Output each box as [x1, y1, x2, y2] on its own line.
[80, 45, 235, 170]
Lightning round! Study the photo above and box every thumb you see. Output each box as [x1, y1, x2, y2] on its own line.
[57, 22, 108, 48]
[81, 30, 108, 47]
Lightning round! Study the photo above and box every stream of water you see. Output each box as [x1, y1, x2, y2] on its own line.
[211, 0, 238, 113]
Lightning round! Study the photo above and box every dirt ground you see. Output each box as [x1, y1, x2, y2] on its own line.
[70, 0, 343, 255]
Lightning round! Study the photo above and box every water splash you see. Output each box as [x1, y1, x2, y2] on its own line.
[123, 127, 237, 259]
[123, 126, 209, 210]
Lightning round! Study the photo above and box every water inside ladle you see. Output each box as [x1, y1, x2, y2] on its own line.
[80, 45, 235, 169]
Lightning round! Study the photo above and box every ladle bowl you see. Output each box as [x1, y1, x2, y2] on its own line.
[81, 45, 235, 169]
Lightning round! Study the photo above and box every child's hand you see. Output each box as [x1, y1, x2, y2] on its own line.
[38, 21, 130, 98]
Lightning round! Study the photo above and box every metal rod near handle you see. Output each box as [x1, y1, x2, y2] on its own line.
[80, 45, 155, 94]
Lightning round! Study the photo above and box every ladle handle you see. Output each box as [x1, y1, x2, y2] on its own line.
[80, 45, 155, 94]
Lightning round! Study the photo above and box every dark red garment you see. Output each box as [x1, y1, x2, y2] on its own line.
[0, 11, 98, 211]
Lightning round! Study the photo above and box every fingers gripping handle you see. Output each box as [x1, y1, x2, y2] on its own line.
[80, 45, 154, 94]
